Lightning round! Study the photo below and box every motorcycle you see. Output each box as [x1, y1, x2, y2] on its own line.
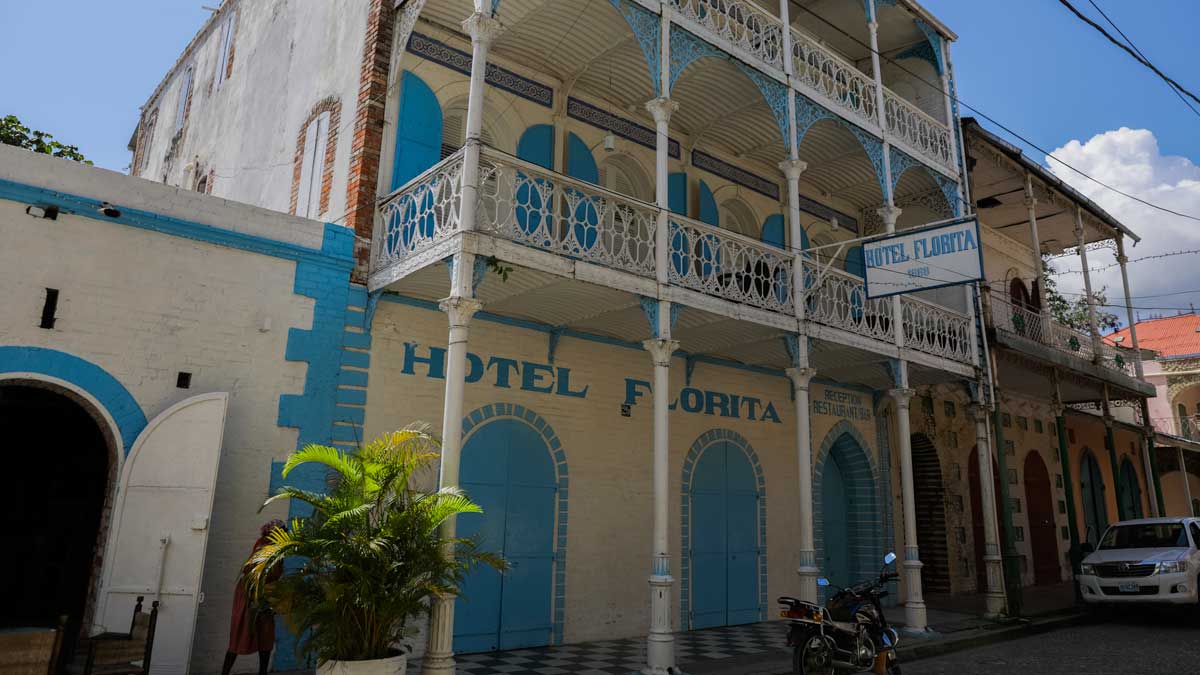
[778, 552, 902, 675]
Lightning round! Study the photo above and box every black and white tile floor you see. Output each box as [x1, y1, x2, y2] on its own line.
[412, 622, 789, 675]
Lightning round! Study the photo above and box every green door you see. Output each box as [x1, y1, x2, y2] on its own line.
[1080, 452, 1108, 544]
[822, 452, 851, 588]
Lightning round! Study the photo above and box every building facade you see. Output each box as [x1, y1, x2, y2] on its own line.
[0, 1, 1168, 674]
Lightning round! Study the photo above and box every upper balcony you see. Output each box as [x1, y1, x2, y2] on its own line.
[369, 144, 977, 379]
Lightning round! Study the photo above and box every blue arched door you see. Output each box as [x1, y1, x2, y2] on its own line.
[454, 419, 557, 652]
[822, 451, 852, 588]
[1079, 452, 1109, 545]
[690, 440, 759, 629]
[1118, 458, 1144, 520]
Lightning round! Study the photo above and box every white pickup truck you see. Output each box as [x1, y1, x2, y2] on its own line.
[1077, 517, 1200, 606]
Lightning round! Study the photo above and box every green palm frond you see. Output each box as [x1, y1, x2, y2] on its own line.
[282, 443, 363, 482]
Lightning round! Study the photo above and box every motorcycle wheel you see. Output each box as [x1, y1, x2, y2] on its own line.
[792, 634, 833, 675]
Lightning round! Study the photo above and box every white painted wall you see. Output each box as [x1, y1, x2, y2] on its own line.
[133, 0, 371, 222]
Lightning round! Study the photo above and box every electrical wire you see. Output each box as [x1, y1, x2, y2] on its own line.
[789, 2, 1200, 225]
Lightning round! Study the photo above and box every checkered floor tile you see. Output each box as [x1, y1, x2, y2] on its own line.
[410, 622, 789, 675]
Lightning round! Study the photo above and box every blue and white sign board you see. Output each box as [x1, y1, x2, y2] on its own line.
[863, 217, 983, 298]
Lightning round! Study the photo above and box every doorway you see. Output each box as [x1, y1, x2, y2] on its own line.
[1023, 451, 1060, 585]
[818, 432, 877, 591]
[1079, 451, 1109, 545]
[0, 384, 112, 655]
[910, 434, 950, 593]
[1118, 458, 1144, 520]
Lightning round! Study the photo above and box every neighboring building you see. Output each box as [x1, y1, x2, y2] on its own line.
[2, 1, 1166, 675]
[1108, 314, 1200, 517]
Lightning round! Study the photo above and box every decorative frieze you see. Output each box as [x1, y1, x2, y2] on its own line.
[407, 32, 554, 108]
[691, 149, 779, 200]
[567, 97, 680, 159]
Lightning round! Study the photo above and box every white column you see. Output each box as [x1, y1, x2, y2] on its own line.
[644, 333, 679, 674]
[788, 365, 818, 602]
[866, 0, 888, 135]
[1115, 236, 1144, 378]
[780, 159, 808, 317]
[971, 404, 1007, 617]
[458, 12, 502, 234]
[423, 290, 483, 675]
[878, 206, 904, 348]
[1074, 207, 1104, 359]
[889, 383, 925, 630]
[646, 97, 678, 285]
[779, 0, 794, 77]
[1180, 447, 1195, 515]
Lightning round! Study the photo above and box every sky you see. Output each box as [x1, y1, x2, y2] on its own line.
[2, 0, 1198, 323]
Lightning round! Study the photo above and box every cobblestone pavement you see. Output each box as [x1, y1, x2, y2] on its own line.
[907, 609, 1200, 674]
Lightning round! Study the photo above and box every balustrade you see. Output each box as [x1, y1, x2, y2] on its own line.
[801, 258, 893, 343]
[375, 148, 466, 273]
[672, 0, 785, 70]
[790, 29, 879, 129]
[990, 290, 1134, 376]
[883, 90, 955, 173]
[901, 294, 973, 361]
[667, 215, 794, 313]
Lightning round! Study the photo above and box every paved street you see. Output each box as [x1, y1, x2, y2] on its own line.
[907, 611, 1200, 674]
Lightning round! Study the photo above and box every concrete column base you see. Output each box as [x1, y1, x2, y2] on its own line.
[902, 557, 926, 630]
[982, 554, 1007, 617]
[644, 574, 676, 674]
[422, 595, 456, 675]
[797, 563, 820, 604]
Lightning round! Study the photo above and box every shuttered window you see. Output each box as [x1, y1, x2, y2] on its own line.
[215, 13, 235, 87]
[296, 111, 330, 218]
[174, 65, 194, 132]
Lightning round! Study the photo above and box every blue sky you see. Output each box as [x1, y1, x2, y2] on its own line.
[2, 0, 1198, 315]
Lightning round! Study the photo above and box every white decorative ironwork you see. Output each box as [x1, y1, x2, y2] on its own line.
[990, 290, 1133, 377]
[884, 90, 954, 173]
[791, 30, 878, 129]
[375, 148, 466, 271]
[667, 215, 794, 312]
[901, 295, 973, 362]
[802, 258, 894, 343]
[477, 147, 658, 278]
[671, 0, 785, 71]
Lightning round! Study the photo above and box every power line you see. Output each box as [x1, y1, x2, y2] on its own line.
[1084, 0, 1200, 120]
[789, 2, 1200, 225]
[1059, 0, 1200, 110]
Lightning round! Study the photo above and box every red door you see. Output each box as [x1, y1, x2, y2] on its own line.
[968, 450, 1005, 593]
[1024, 451, 1060, 585]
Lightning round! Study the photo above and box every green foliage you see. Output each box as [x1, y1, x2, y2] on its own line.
[244, 425, 506, 664]
[1, 115, 90, 164]
[1041, 256, 1120, 331]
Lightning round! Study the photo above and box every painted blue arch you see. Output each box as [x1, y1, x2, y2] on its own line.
[668, 172, 688, 215]
[566, 132, 600, 250]
[760, 214, 785, 249]
[698, 179, 719, 227]
[681, 429, 767, 629]
[454, 403, 569, 650]
[391, 70, 442, 191]
[813, 421, 882, 595]
[515, 125, 556, 236]
[0, 346, 147, 456]
[844, 246, 865, 279]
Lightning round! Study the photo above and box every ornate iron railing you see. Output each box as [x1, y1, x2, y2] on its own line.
[802, 259, 894, 343]
[672, 0, 786, 70]
[375, 148, 466, 272]
[477, 147, 658, 278]
[901, 294, 973, 362]
[990, 290, 1134, 376]
[790, 29, 879, 129]
[667, 215, 794, 312]
[883, 90, 955, 173]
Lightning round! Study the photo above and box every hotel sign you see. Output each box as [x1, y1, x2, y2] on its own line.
[863, 217, 982, 298]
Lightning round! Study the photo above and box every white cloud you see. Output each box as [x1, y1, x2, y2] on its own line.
[1045, 127, 1200, 324]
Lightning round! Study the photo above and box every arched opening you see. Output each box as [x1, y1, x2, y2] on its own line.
[910, 433, 950, 593]
[0, 383, 113, 658]
[1118, 457, 1144, 520]
[718, 197, 759, 238]
[967, 450, 1005, 593]
[816, 431, 878, 590]
[1079, 450, 1109, 545]
[1009, 277, 1032, 311]
[599, 153, 653, 202]
[685, 434, 763, 629]
[454, 416, 561, 652]
[1023, 451, 1060, 585]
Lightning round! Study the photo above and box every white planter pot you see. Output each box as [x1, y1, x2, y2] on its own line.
[316, 653, 407, 675]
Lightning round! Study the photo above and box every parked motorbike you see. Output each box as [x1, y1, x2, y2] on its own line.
[778, 552, 901, 675]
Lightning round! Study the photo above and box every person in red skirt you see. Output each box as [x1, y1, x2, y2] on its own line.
[221, 520, 285, 675]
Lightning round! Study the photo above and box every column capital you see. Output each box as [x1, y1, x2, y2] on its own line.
[439, 296, 483, 327]
[786, 367, 817, 390]
[969, 403, 990, 423]
[462, 12, 504, 46]
[1024, 195, 1037, 209]
[876, 204, 902, 230]
[1051, 402, 1066, 418]
[778, 159, 808, 181]
[644, 97, 678, 125]
[643, 338, 680, 367]
[888, 387, 916, 408]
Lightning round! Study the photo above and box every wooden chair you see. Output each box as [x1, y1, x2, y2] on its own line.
[0, 615, 68, 675]
[75, 597, 158, 675]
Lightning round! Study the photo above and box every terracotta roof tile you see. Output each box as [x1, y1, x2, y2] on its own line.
[1106, 313, 1200, 358]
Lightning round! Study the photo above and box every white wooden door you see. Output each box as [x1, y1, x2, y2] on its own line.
[94, 393, 228, 675]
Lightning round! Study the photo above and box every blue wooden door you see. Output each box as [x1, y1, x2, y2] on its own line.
[1080, 453, 1108, 545]
[691, 441, 759, 629]
[822, 453, 851, 588]
[454, 419, 556, 653]
[1119, 459, 1143, 520]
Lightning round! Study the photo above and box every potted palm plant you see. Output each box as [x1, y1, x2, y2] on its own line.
[244, 425, 504, 675]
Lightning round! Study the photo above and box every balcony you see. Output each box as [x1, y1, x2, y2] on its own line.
[371, 145, 976, 372]
[669, 0, 956, 175]
[988, 289, 1150, 396]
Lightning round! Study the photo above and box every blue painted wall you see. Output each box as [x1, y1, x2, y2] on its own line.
[760, 214, 785, 249]
[566, 132, 599, 250]
[668, 172, 688, 215]
[517, 124, 555, 169]
[698, 179, 719, 227]
[391, 71, 442, 191]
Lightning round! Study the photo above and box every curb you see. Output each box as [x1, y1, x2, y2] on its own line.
[895, 611, 1091, 664]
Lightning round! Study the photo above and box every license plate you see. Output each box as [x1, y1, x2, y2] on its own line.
[1118, 582, 1139, 593]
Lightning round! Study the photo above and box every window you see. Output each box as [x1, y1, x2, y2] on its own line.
[174, 65, 194, 133]
[296, 112, 330, 218]
[1190, 522, 1200, 544]
[133, 109, 159, 175]
[1099, 522, 1187, 550]
[215, 12, 236, 87]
